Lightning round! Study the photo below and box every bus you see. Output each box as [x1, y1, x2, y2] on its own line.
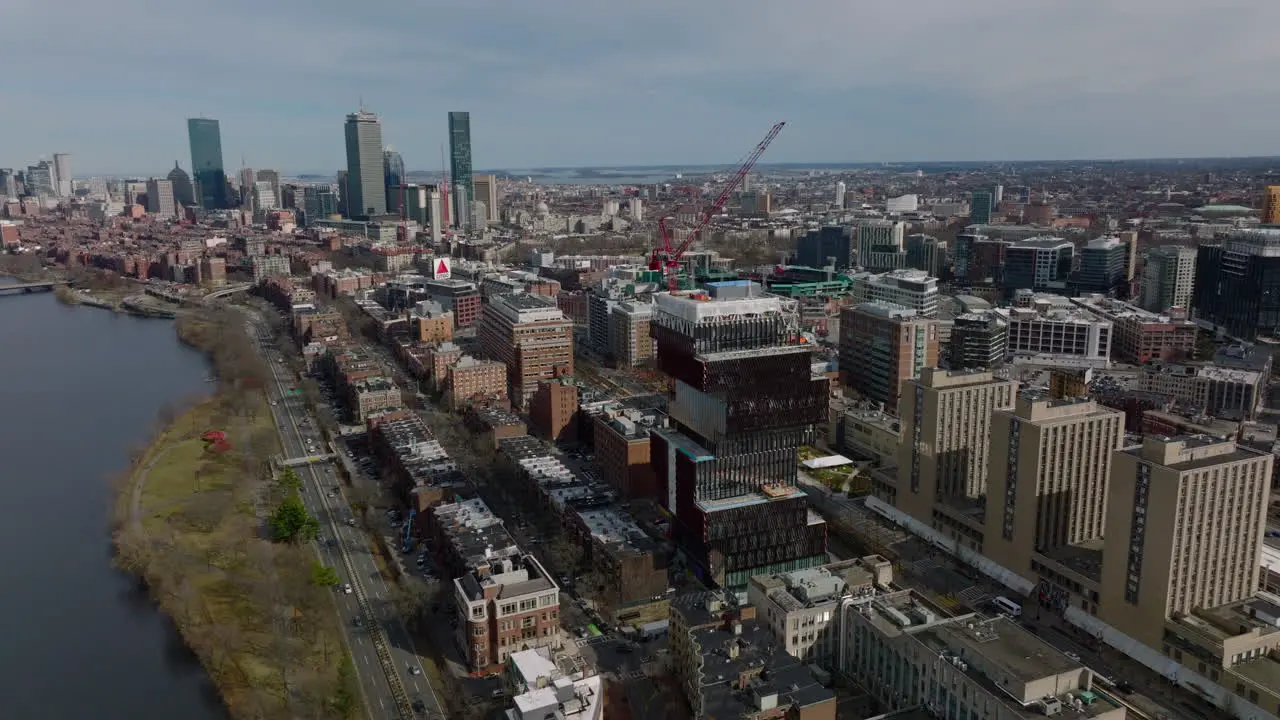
[990, 596, 1022, 618]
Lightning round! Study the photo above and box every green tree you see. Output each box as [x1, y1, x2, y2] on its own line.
[310, 562, 340, 587]
[330, 654, 358, 718]
[269, 495, 320, 542]
[276, 467, 302, 495]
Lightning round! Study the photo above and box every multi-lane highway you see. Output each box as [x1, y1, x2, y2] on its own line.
[247, 317, 445, 720]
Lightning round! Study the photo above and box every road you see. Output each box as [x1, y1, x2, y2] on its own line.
[247, 318, 445, 720]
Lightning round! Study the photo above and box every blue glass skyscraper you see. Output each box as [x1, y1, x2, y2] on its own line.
[187, 118, 228, 209]
[448, 111, 473, 229]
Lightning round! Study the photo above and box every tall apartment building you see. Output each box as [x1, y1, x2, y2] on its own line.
[982, 394, 1124, 584]
[608, 300, 654, 368]
[893, 369, 1016, 546]
[650, 282, 829, 589]
[1263, 185, 1280, 225]
[838, 302, 939, 413]
[1139, 245, 1196, 312]
[847, 269, 940, 317]
[52, 153, 72, 197]
[1098, 435, 1273, 649]
[144, 178, 176, 218]
[477, 295, 574, 408]
[1193, 228, 1280, 340]
[198, 257, 227, 287]
[251, 254, 290, 284]
[344, 110, 386, 219]
[453, 554, 562, 673]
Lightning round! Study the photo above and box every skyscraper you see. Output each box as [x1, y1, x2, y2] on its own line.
[1192, 228, 1280, 340]
[53, 153, 72, 196]
[344, 110, 386, 219]
[649, 281, 829, 589]
[25, 161, 55, 196]
[448, 111, 473, 230]
[838, 302, 938, 413]
[383, 148, 405, 214]
[167, 162, 195, 208]
[834, 180, 846, 209]
[188, 118, 228, 209]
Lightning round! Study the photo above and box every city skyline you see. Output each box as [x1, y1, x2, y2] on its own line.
[4, 1, 1280, 175]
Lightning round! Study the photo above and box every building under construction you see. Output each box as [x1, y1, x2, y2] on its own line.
[650, 280, 829, 590]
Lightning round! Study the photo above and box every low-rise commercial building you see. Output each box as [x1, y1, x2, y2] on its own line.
[1137, 362, 1265, 420]
[1070, 295, 1198, 364]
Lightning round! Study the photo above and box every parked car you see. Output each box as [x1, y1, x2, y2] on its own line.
[343, 584, 353, 595]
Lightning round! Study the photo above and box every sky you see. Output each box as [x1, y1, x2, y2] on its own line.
[5, 0, 1280, 176]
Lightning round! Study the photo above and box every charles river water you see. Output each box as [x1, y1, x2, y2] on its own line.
[0, 277, 226, 719]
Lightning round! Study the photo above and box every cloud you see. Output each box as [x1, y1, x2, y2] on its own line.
[3, 0, 1280, 174]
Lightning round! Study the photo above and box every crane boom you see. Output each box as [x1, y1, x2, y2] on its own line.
[649, 122, 786, 291]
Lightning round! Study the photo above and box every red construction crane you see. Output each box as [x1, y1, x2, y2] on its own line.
[648, 121, 786, 291]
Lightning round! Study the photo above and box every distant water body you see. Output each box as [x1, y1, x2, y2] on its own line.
[0, 277, 226, 720]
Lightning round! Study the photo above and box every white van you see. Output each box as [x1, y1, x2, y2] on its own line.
[990, 596, 1022, 618]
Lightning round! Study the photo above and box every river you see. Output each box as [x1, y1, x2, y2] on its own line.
[0, 277, 226, 719]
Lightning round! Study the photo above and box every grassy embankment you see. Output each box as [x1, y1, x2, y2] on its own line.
[113, 312, 360, 720]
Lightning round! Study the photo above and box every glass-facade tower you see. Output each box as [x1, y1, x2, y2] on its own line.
[187, 118, 228, 209]
[344, 110, 386, 219]
[448, 111, 473, 230]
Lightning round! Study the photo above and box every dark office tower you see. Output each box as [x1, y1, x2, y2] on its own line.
[344, 110, 386, 219]
[187, 118, 228, 209]
[795, 225, 853, 269]
[1071, 236, 1128, 296]
[383, 148, 405, 214]
[970, 191, 993, 225]
[649, 281, 829, 590]
[1193, 228, 1280, 340]
[166, 161, 195, 208]
[336, 170, 349, 216]
[448, 111, 473, 230]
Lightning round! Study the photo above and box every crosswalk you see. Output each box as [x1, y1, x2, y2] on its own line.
[574, 633, 616, 648]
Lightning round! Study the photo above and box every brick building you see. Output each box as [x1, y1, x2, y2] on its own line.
[447, 356, 509, 410]
[529, 376, 579, 444]
[477, 294, 574, 409]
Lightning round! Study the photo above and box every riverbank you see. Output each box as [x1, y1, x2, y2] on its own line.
[114, 309, 358, 720]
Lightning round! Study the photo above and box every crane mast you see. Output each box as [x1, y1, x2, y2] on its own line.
[648, 121, 786, 291]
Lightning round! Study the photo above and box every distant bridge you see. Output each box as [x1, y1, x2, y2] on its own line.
[0, 280, 70, 296]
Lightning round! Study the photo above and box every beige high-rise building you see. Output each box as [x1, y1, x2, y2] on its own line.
[893, 368, 1016, 549]
[1098, 435, 1273, 649]
[472, 173, 498, 224]
[608, 300, 654, 368]
[983, 394, 1124, 583]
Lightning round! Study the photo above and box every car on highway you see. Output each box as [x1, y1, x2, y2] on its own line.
[411, 698, 426, 713]
[407, 665, 421, 676]
[343, 583, 353, 595]
[1064, 651, 1081, 662]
